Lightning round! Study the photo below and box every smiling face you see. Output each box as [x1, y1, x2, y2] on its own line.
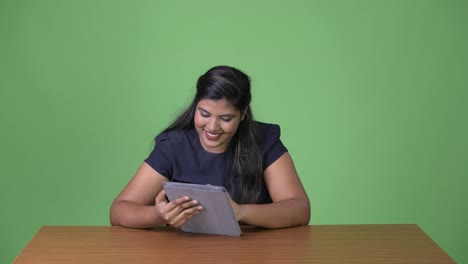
[194, 98, 244, 153]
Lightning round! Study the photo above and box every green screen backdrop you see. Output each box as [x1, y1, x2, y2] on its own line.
[1, 0, 467, 263]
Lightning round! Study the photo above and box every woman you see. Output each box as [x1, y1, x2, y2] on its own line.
[110, 65, 310, 229]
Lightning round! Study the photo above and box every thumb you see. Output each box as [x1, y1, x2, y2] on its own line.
[155, 189, 168, 205]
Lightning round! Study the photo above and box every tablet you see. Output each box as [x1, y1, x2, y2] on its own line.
[162, 182, 241, 236]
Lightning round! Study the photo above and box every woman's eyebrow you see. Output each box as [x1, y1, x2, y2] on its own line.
[197, 107, 236, 117]
[198, 107, 209, 113]
[220, 114, 236, 118]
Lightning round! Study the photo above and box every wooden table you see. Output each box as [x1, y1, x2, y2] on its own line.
[13, 224, 455, 263]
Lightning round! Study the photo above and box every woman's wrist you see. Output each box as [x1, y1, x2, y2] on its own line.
[151, 204, 166, 226]
[234, 203, 246, 222]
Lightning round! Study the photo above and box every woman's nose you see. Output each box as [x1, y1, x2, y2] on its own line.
[206, 118, 219, 131]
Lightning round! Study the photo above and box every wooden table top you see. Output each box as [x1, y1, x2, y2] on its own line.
[13, 224, 455, 263]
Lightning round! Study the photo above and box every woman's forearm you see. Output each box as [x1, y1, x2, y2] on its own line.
[236, 198, 310, 229]
[110, 200, 165, 229]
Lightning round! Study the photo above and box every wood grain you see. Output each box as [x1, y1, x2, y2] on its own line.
[13, 224, 455, 263]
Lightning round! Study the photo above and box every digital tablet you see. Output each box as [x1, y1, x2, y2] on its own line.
[162, 182, 241, 236]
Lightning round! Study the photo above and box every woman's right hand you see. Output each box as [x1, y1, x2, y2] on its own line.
[154, 189, 203, 228]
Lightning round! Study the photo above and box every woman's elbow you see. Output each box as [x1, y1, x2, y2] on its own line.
[299, 198, 311, 225]
[109, 201, 122, 226]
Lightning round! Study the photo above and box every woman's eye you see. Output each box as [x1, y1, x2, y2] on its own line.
[221, 117, 232, 122]
[200, 112, 210, 118]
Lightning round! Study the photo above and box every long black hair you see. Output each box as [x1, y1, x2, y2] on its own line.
[162, 65, 263, 204]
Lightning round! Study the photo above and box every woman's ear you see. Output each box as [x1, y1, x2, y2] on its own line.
[241, 106, 250, 121]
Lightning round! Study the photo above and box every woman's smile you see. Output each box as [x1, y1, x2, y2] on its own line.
[205, 130, 223, 140]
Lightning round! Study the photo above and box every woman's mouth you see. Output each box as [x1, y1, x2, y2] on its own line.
[205, 130, 222, 140]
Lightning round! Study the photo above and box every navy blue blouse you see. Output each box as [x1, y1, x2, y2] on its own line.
[144, 122, 287, 204]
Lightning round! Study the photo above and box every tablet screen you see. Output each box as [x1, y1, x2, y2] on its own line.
[163, 182, 241, 236]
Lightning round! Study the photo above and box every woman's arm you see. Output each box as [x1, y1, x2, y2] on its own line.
[231, 152, 310, 228]
[110, 162, 203, 229]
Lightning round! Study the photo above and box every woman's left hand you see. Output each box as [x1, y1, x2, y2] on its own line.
[227, 194, 243, 222]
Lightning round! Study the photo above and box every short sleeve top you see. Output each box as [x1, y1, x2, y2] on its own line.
[144, 122, 288, 204]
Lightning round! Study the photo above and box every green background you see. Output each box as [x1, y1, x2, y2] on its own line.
[1, 0, 467, 263]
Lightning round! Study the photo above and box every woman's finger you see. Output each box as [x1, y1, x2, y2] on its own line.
[170, 207, 202, 228]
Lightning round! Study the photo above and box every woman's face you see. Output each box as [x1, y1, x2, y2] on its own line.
[194, 98, 243, 153]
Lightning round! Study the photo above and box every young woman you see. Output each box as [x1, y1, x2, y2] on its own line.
[110, 65, 310, 229]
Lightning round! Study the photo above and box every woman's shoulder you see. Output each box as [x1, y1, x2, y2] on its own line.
[255, 121, 282, 138]
[155, 128, 196, 145]
[254, 121, 287, 166]
[254, 121, 284, 150]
